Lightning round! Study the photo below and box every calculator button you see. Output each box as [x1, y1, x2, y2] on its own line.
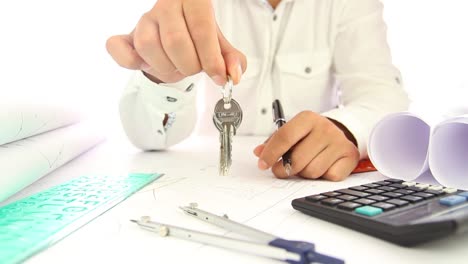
[415, 183, 430, 189]
[386, 199, 409, 207]
[425, 189, 446, 196]
[362, 183, 380, 188]
[322, 192, 341, 197]
[337, 195, 358, 201]
[373, 202, 397, 211]
[336, 189, 370, 198]
[428, 185, 443, 191]
[349, 186, 369, 191]
[377, 186, 397, 192]
[355, 206, 383, 217]
[388, 183, 406, 189]
[402, 181, 417, 187]
[365, 189, 385, 195]
[305, 195, 327, 202]
[443, 188, 458, 194]
[407, 186, 425, 192]
[375, 181, 391, 186]
[439, 195, 466, 206]
[382, 192, 403, 198]
[321, 198, 344, 206]
[413, 192, 435, 199]
[401, 195, 424, 203]
[354, 198, 376, 205]
[384, 179, 404, 183]
[367, 195, 389, 202]
[395, 189, 415, 195]
[338, 202, 362, 211]
[458, 192, 468, 198]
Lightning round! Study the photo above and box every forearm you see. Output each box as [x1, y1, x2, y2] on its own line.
[322, 81, 409, 158]
[322, 0, 410, 158]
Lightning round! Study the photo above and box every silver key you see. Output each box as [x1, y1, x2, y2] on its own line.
[213, 99, 243, 176]
[219, 122, 233, 176]
[213, 99, 243, 132]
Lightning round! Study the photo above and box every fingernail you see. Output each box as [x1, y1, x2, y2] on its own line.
[258, 159, 269, 170]
[212, 75, 226, 86]
[235, 63, 242, 83]
[253, 145, 262, 156]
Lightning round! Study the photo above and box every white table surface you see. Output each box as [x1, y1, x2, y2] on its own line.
[4, 134, 467, 264]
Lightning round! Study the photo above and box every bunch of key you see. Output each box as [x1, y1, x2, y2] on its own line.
[212, 76, 243, 176]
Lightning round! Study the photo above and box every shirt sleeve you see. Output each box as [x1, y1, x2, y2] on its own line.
[118, 71, 200, 150]
[322, 0, 410, 159]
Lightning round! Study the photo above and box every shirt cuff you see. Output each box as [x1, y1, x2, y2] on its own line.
[321, 108, 368, 159]
[134, 71, 198, 113]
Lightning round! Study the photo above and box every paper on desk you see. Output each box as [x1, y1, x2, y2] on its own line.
[0, 121, 105, 203]
[0, 102, 81, 146]
[368, 112, 468, 189]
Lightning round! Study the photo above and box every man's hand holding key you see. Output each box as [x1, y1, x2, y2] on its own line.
[106, 0, 246, 85]
[106, 0, 359, 181]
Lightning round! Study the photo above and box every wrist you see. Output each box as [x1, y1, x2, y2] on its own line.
[327, 118, 358, 147]
[142, 71, 164, 84]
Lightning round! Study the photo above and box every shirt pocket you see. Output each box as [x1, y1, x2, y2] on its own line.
[236, 56, 261, 103]
[275, 50, 335, 115]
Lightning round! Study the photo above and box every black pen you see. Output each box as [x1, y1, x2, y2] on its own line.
[272, 99, 292, 176]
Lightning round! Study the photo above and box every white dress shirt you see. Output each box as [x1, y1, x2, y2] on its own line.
[118, 0, 409, 158]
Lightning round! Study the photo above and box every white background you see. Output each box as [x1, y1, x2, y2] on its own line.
[0, 0, 467, 133]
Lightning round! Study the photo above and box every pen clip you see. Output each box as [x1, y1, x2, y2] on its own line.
[272, 99, 284, 123]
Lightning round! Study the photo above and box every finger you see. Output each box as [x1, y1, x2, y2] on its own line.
[158, 1, 201, 76]
[258, 111, 318, 170]
[286, 130, 329, 175]
[298, 145, 342, 180]
[253, 144, 265, 157]
[183, 0, 226, 85]
[106, 34, 146, 70]
[253, 135, 273, 157]
[133, 13, 177, 75]
[217, 27, 247, 85]
[272, 159, 292, 179]
[322, 157, 358, 182]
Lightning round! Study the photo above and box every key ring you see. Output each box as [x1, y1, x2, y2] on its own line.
[221, 75, 233, 109]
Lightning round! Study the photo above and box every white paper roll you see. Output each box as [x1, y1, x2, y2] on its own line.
[429, 115, 468, 189]
[368, 112, 431, 181]
[0, 103, 82, 146]
[0, 121, 105, 203]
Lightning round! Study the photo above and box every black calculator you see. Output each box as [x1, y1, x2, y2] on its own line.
[292, 178, 468, 246]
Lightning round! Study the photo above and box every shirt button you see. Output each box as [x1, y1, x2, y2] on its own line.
[261, 108, 268, 115]
[305, 67, 312, 74]
[395, 77, 401, 85]
[273, 14, 278, 21]
[166, 96, 177, 102]
[185, 83, 194, 92]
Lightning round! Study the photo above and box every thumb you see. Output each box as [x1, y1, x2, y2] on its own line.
[253, 144, 265, 157]
[217, 27, 247, 85]
[106, 31, 149, 71]
[253, 134, 273, 157]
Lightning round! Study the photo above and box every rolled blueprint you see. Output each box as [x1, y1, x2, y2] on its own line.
[368, 112, 468, 189]
[0, 103, 81, 146]
[429, 115, 468, 189]
[368, 112, 431, 181]
[0, 121, 105, 203]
